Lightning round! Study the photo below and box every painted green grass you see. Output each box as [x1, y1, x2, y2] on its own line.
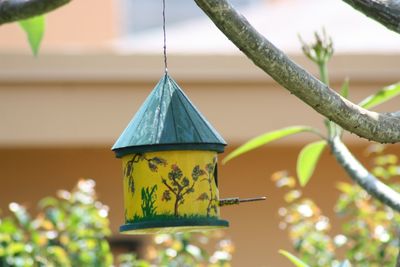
[141, 185, 158, 217]
[128, 213, 218, 224]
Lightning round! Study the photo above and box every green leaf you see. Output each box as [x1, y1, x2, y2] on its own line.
[223, 126, 318, 164]
[38, 197, 59, 209]
[297, 140, 327, 187]
[340, 78, 350, 98]
[359, 83, 400, 109]
[336, 182, 353, 194]
[6, 243, 25, 255]
[19, 15, 45, 56]
[279, 250, 310, 267]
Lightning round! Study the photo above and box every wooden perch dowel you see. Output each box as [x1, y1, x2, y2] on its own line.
[219, 196, 267, 207]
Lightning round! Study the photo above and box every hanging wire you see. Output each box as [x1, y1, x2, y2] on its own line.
[162, 0, 168, 73]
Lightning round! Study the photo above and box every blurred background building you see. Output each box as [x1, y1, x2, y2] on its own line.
[0, 0, 399, 266]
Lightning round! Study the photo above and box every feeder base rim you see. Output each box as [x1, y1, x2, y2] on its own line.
[120, 218, 229, 235]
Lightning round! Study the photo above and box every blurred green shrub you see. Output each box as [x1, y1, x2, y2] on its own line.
[144, 232, 234, 267]
[0, 179, 113, 267]
[0, 179, 233, 267]
[276, 145, 400, 267]
[117, 233, 233, 267]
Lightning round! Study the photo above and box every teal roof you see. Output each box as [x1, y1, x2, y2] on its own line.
[112, 74, 226, 157]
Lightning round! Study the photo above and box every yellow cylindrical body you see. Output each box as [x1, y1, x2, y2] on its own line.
[120, 150, 228, 234]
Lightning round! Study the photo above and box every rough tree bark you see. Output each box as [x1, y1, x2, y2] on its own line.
[0, 0, 71, 25]
[331, 136, 400, 212]
[194, 0, 400, 144]
[343, 0, 400, 34]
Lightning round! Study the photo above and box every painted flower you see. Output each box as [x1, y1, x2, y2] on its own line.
[197, 193, 209, 201]
[192, 165, 206, 180]
[152, 157, 167, 166]
[148, 161, 158, 172]
[182, 177, 190, 187]
[169, 164, 183, 180]
[162, 190, 171, 202]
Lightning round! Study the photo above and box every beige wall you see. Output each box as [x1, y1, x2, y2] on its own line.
[0, 53, 399, 147]
[0, 0, 117, 51]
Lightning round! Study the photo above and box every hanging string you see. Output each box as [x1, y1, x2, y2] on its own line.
[162, 0, 168, 74]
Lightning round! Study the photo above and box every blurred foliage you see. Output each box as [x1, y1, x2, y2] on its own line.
[0, 179, 113, 267]
[276, 145, 400, 267]
[142, 232, 234, 267]
[0, 179, 233, 267]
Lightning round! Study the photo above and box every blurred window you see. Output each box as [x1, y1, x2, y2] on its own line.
[119, 0, 261, 34]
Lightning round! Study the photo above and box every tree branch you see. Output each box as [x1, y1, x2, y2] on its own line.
[396, 246, 400, 267]
[161, 178, 178, 196]
[194, 0, 400, 144]
[0, 0, 71, 25]
[330, 136, 400, 212]
[182, 181, 196, 197]
[342, 0, 400, 34]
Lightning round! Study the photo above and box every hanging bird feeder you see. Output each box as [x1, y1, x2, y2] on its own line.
[113, 74, 231, 234]
[112, 0, 265, 235]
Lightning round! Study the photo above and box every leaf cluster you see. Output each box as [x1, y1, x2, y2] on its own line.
[299, 29, 334, 66]
[148, 232, 234, 267]
[0, 179, 112, 267]
[277, 146, 400, 267]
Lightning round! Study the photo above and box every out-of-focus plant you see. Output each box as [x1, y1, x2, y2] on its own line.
[147, 232, 234, 267]
[118, 231, 234, 267]
[273, 171, 336, 267]
[118, 254, 151, 267]
[0, 179, 233, 267]
[0, 179, 113, 267]
[276, 144, 400, 267]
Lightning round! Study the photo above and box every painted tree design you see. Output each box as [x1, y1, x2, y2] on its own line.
[161, 164, 206, 217]
[124, 154, 167, 195]
[124, 154, 141, 195]
[197, 159, 218, 216]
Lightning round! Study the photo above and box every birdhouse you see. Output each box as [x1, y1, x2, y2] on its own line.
[112, 74, 229, 234]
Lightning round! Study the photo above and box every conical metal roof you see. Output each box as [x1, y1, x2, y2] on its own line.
[112, 74, 226, 157]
